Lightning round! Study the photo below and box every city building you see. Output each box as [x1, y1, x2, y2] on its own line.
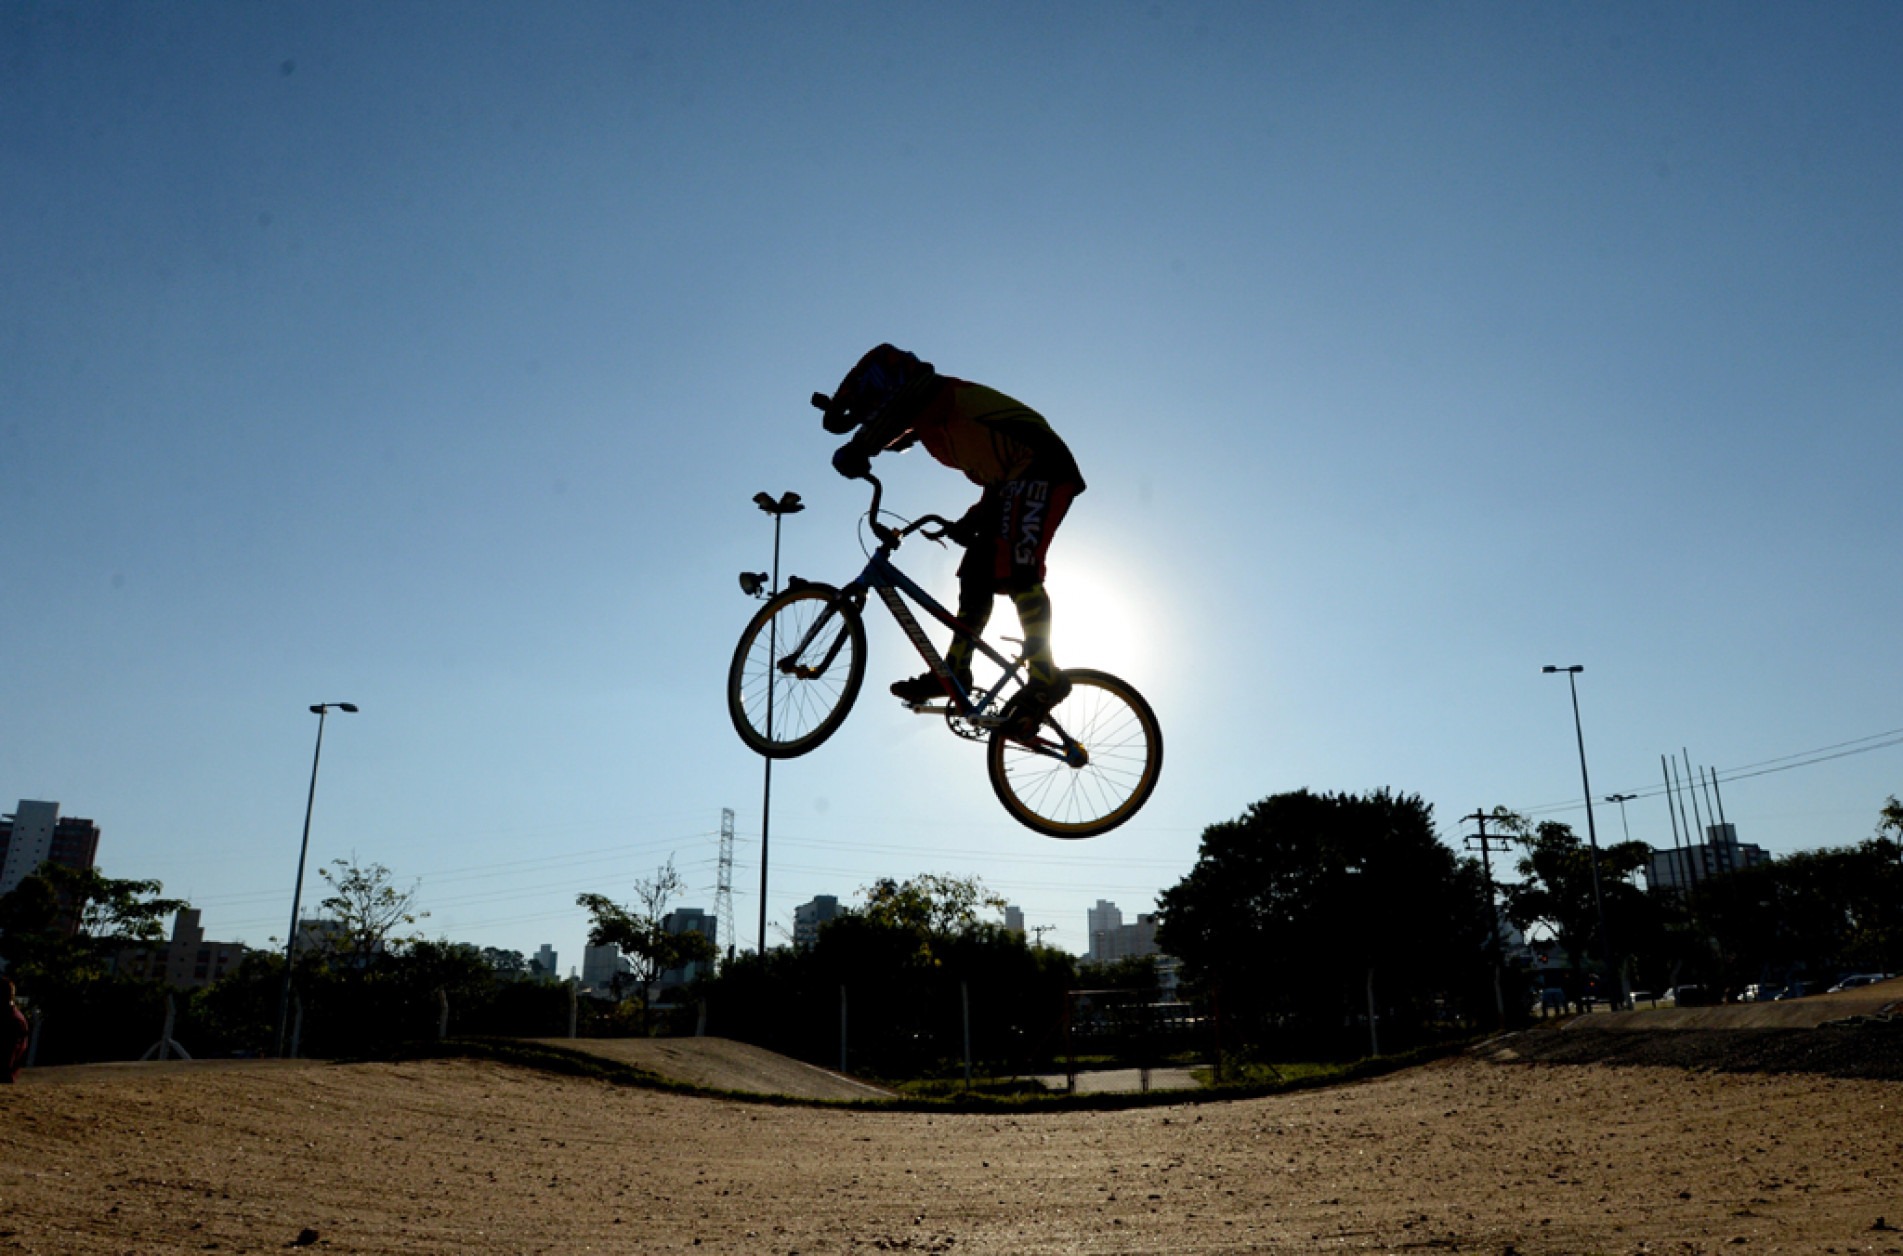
[1086, 899, 1160, 965]
[1003, 905, 1024, 936]
[658, 907, 716, 988]
[112, 909, 248, 989]
[580, 943, 625, 995]
[1646, 822, 1770, 893]
[793, 894, 841, 949]
[532, 943, 559, 979]
[1, 799, 101, 898]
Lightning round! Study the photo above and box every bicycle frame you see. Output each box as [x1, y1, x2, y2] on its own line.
[779, 474, 1087, 764]
[844, 545, 1023, 724]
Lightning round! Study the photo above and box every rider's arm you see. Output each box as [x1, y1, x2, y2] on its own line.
[841, 371, 937, 458]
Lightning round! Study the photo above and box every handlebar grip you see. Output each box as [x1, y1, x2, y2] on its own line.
[811, 391, 832, 411]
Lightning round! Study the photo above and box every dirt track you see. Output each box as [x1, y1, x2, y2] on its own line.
[7, 1017, 1903, 1255]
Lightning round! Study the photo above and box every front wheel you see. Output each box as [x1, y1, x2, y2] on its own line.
[728, 583, 867, 759]
[987, 669, 1162, 838]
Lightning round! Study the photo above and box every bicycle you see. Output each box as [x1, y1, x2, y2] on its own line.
[726, 473, 1163, 839]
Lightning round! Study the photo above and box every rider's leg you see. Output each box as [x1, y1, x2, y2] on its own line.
[1010, 583, 1058, 688]
[891, 575, 990, 703]
[996, 480, 1078, 731]
[944, 578, 993, 685]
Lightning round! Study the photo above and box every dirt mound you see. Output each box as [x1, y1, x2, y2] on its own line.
[6, 1051, 1901, 1254]
[530, 1035, 894, 1100]
[1495, 979, 1903, 1079]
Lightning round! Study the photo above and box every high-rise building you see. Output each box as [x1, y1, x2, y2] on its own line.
[1647, 823, 1769, 893]
[1003, 905, 1025, 936]
[793, 895, 841, 949]
[1087, 899, 1124, 963]
[112, 909, 248, 989]
[1091, 913, 1160, 965]
[1, 800, 101, 898]
[659, 907, 716, 988]
[532, 944, 559, 979]
[580, 943, 625, 994]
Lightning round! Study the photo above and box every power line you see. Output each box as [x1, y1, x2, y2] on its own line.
[1517, 725, 1903, 820]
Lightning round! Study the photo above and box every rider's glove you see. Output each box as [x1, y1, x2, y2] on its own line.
[945, 502, 986, 548]
[831, 443, 871, 480]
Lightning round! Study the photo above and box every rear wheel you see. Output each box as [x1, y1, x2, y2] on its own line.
[728, 584, 866, 758]
[986, 669, 1162, 838]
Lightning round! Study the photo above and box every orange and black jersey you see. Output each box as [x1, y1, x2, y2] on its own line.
[855, 375, 1085, 492]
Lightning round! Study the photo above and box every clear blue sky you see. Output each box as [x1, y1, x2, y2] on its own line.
[6, 2, 1899, 968]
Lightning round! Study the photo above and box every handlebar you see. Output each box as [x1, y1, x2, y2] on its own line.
[857, 472, 957, 550]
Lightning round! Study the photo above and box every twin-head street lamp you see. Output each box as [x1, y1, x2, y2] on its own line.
[275, 701, 358, 1057]
[1542, 665, 1623, 1009]
[740, 491, 803, 599]
[741, 491, 803, 957]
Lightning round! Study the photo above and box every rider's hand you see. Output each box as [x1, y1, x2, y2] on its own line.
[831, 444, 871, 480]
[945, 503, 986, 548]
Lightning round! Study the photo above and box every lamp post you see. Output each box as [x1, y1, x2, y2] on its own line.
[276, 702, 357, 1057]
[1605, 792, 1637, 843]
[1542, 665, 1623, 1009]
[744, 491, 802, 957]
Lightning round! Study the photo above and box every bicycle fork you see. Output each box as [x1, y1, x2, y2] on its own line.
[775, 591, 856, 681]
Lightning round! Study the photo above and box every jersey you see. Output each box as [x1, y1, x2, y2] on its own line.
[859, 375, 1086, 492]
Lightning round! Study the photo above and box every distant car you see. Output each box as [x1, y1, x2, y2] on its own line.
[1668, 984, 1715, 1007]
[1775, 981, 1819, 1000]
[1827, 973, 1893, 993]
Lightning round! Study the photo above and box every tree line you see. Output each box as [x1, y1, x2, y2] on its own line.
[1501, 798, 1903, 1000]
[2, 792, 1897, 1071]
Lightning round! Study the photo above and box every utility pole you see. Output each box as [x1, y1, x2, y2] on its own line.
[1463, 809, 1519, 1030]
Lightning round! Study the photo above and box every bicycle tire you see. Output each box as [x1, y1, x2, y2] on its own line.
[986, 668, 1163, 839]
[728, 583, 867, 759]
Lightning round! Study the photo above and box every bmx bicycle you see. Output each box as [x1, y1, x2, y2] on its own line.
[726, 473, 1163, 838]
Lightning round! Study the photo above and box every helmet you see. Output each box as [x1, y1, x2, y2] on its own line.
[819, 344, 931, 434]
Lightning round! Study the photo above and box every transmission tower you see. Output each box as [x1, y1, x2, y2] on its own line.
[716, 808, 737, 961]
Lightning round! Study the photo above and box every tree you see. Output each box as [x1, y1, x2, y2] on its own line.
[1880, 796, 1903, 843]
[0, 864, 189, 1065]
[803, 873, 1057, 1077]
[1500, 818, 1652, 993]
[577, 858, 717, 1024]
[312, 858, 429, 968]
[1710, 838, 1903, 981]
[1077, 953, 1163, 995]
[857, 873, 1008, 967]
[0, 864, 187, 988]
[481, 947, 528, 979]
[1157, 789, 1494, 1056]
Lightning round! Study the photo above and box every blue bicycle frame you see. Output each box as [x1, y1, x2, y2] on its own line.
[846, 546, 1024, 723]
[817, 476, 1087, 766]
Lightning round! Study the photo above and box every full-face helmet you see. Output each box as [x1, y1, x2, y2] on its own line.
[816, 343, 931, 434]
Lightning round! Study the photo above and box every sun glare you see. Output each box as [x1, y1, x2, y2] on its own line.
[1043, 559, 1150, 675]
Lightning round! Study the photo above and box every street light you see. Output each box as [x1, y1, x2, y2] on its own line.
[744, 491, 803, 957]
[1542, 665, 1622, 1009]
[1605, 792, 1637, 843]
[276, 701, 358, 1057]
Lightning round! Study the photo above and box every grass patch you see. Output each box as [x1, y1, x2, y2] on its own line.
[891, 1076, 1052, 1100]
